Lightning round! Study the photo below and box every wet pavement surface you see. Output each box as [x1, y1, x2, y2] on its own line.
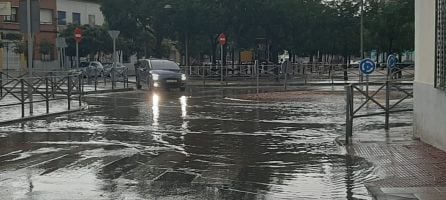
[0, 87, 402, 200]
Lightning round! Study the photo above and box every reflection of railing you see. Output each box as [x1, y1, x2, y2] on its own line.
[69, 67, 129, 91]
[180, 63, 415, 83]
[345, 80, 413, 144]
[0, 72, 83, 119]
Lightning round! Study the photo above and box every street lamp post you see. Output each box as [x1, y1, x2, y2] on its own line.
[26, 0, 33, 115]
[360, 0, 364, 82]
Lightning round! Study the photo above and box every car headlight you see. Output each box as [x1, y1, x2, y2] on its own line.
[152, 74, 159, 81]
[181, 74, 187, 81]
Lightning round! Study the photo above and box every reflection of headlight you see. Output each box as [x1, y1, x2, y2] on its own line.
[181, 74, 187, 81]
[152, 74, 159, 81]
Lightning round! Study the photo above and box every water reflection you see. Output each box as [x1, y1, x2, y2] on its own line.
[152, 93, 160, 127]
[180, 96, 188, 118]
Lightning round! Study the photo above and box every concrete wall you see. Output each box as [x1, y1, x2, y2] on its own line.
[56, 0, 104, 26]
[414, 0, 446, 151]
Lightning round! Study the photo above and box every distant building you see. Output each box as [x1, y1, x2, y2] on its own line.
[56, 0, 104, 30]
[0, 0, 58, 70]
[414, 1, 446, 151]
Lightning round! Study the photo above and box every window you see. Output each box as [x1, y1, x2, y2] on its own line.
[72, 12, 81, 24]
[88, 15, 95, 26]
[4, 7, 18, 22]
[40, 9, 53, 24]
[58, 11, 66, 25]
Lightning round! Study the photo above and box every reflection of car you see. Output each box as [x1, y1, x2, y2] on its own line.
[135, 59, 186, 91]
[103, 62, 128, 77]
[349, 60, 361, 68]
[79, 61, 104, 77]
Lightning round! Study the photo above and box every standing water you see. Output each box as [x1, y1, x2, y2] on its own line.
[0, 88, 379, 200]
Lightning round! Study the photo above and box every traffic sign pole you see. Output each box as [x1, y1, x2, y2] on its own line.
[360, 58, 376, 96]
[219, 33, 226, 84]
[76, 42, 79, 69]
[74, 28, 83, 70]
[27, 0, 33, 115]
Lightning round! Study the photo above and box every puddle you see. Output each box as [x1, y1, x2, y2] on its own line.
[0, 88, 413, 199]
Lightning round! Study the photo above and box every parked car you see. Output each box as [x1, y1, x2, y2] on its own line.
[135, 59, 186, 91]
[79, 61, 104, 77]
[102, 62, 128, 77]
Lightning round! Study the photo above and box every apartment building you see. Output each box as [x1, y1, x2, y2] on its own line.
[56, 0, 104, 29]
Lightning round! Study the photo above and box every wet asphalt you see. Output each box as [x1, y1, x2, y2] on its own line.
[0, 87, 411, 200]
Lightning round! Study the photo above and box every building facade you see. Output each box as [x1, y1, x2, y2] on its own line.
[414, 0, 446, 151]
[56, 0, 104, 29]
[0, 0, 104, 71]
[0, 0, 58, 71]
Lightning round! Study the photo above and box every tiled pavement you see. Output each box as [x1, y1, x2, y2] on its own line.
[339, 130, 446, 200]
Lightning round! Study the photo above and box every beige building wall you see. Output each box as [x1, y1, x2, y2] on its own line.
[414, 0, 446, 151]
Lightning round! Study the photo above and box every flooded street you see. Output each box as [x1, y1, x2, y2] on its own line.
[0, 88, 401, 200]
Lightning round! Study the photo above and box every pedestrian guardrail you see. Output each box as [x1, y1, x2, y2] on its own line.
[0, 72, 83, 119]
[180, 63, 414, 84]
[345, 80, 413, 144]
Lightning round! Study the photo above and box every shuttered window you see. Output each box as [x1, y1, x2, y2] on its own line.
[40, 9, 53, 25]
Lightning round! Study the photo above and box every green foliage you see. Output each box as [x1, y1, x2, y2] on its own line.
[59, 24, 113, 58]
[39, 39, 53, 55]
[100, 0, 414, 62]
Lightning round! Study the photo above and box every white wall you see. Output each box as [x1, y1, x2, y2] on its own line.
[56, 0, 104, 26]
[415, 0, 436, 85]
[414, 0, 446, 151]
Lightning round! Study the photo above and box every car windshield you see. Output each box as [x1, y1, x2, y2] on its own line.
[79, 62, 89, 68]
[150, 60, 180, 71]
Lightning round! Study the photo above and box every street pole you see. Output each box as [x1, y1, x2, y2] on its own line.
[27, 0, 33, 115]
[76, 42, 79, 70]
[112, 37, 116, 89]
[108, 30, 120, 89]
[360, 0, 364, 83]
[220, 44, 223, 83]
[6, 43, 8, 81]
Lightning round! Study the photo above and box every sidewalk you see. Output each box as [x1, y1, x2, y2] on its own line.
[337, 129, 446, 199]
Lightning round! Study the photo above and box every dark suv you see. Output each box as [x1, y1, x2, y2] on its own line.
[135, 59, 186, 91]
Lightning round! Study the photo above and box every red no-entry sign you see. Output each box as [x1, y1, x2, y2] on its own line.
[219, 33, 227, 46]
[74, 28, 83, 43]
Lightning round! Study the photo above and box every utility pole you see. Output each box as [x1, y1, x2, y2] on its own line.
[360, 0, 364, 83]
[26, 0, 33, 115]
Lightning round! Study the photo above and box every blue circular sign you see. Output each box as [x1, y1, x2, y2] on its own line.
[359, 58, 376, 75]
[387, 54, 398, 70]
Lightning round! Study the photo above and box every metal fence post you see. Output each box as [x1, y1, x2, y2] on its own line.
[0, 73, 3, 97]
[346, 85, 354, 144]
[78, 75, 82, 108]
[256, 60, 259, 95]
[45, 77, 49, 114]
[385, 80, 390, 130]
[21, 79, 25, 118]
[67, 76, 71, 111]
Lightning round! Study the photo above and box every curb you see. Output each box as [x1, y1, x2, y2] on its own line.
[82, 87, 134, 95]
[0, 107, 87, 126]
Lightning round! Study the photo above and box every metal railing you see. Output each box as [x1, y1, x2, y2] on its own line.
[0, 72, 83, 119]
[181, 63, 414, 84]
[345, 80, 413, 144]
